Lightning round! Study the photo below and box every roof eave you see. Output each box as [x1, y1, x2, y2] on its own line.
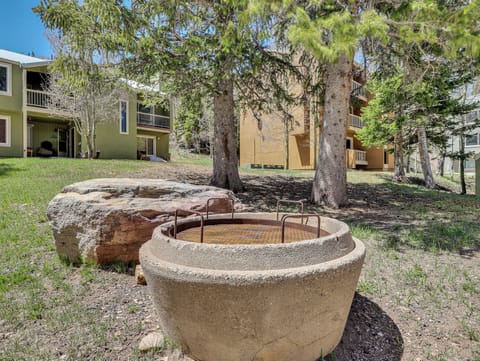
[21, 60, 53, 69]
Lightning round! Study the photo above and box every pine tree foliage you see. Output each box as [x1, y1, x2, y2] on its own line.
[36, 0, 303, 192]
[36, 0, 480, 201]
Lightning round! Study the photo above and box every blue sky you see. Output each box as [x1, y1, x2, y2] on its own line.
[0, 0, 52, 59]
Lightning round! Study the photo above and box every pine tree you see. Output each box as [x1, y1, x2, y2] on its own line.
[36, 0, 298, 192]
[251, 0, 480, 206]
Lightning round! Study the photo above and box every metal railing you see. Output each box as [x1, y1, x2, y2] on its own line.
[351, 80, 367, 99]
[27, 89, 49, 108]
[137, 112, 170, 129]
[349, 114, 364, 128]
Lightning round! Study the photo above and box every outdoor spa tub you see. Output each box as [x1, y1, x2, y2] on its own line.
[140, 212, 365, 361]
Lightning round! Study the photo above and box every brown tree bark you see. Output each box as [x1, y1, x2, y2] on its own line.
[417, 124, 435, 188]
[311, 54, 351, 208]
[459, 134, 467, 194]
[437, 153, 445, 177]
[210, 66, 244, 192]
[460, 159, 466, 194]
[393, 132, 405, 179]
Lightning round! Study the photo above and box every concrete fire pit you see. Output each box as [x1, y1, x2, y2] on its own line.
[140, 213, 365, 361]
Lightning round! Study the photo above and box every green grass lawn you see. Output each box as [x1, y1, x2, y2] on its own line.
[0, 157, 478, 360]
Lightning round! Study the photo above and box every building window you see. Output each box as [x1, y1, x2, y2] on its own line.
[465, 133, 479, 147]
[0, 115, 11, 146]
[0, 63, 12, 96]
[120, 101, 128, 134]
[465, 110, 479, 124]
[465, 158, 475, 170]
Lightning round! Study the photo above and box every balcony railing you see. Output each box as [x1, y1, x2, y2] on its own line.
[137, 112, 170, 130]
[27, 89, 49, 108]
[351, 80, 367, 100]
[346, 149, 368, 168]
[349, 114, 364, 128]
[355, 150, 367, 164]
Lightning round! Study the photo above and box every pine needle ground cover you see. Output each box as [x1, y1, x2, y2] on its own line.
[0, 158, 478, 360]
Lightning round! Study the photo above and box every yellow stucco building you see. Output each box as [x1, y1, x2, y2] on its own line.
[240, 75, 394, 171]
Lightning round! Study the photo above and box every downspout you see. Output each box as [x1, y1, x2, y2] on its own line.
[22, 68, 28, 158]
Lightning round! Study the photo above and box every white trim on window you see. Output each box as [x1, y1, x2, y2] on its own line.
[119, 100, 129, 134]
[0, 115, 11, 147]
[0, 62, 12, 96]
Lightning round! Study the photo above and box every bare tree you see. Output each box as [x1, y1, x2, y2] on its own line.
[45, 71, 124, 158]
[44, 32, 125, 158]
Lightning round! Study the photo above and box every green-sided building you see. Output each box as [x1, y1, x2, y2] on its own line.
[0, 49, 170, 160]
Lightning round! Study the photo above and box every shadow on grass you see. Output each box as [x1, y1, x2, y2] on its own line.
[158, 170, 478, 255]
[0, 163, 22, 176]
[324, 293, 403, 361]
[234, 174, 479, 255]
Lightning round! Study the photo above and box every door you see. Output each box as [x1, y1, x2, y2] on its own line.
[137, 136, 156, 158]
[57, 128, 67, 157]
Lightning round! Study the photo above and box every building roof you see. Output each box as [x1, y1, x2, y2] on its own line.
[0, 49, 52, 68]
[120, 78, 167, 95]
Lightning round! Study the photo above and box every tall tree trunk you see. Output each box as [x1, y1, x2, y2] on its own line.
[85, 114, 94, 159]
[405, 149, 411, 173]
[393, 132, 405, 179]
[92, 97, 97, 159]
[311, 54, 351, 208]
[459, 134, 467, 194]
[211, 68, 244, 192]
[460, 157, 466, 194]
[417, 125, 435, 188]
[437, 151, 445, 177]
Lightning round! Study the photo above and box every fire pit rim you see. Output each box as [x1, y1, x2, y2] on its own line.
[157, 212, 350, 249]
[141, 236, 365, 283]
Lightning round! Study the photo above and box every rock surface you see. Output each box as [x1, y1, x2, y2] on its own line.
[135, 265, 147, 285]
[139, 332, 165, 351]
[47, 178, 239, 264]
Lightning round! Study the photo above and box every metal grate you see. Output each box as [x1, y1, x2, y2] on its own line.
[175, 223, 328, 245]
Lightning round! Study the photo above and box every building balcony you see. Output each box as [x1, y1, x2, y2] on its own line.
[137, 112, 170, 130]
[346, 149, 368, 168]
[27, 89, 49, 108]
[354, 149, 368, 164]
[349, 114, 364, 129]
[351, 80, 367, 101]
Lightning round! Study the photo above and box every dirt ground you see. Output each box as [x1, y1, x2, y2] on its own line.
[14, 163, 478, 361]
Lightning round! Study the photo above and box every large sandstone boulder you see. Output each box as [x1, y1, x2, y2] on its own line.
[47, 178, 239, 264]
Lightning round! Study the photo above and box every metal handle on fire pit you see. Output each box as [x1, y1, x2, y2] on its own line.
[206, 197, 235, 220]
[281, 214, 321, 244]
[174, 209, 205, 243]
[276, 199, 305, 223]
